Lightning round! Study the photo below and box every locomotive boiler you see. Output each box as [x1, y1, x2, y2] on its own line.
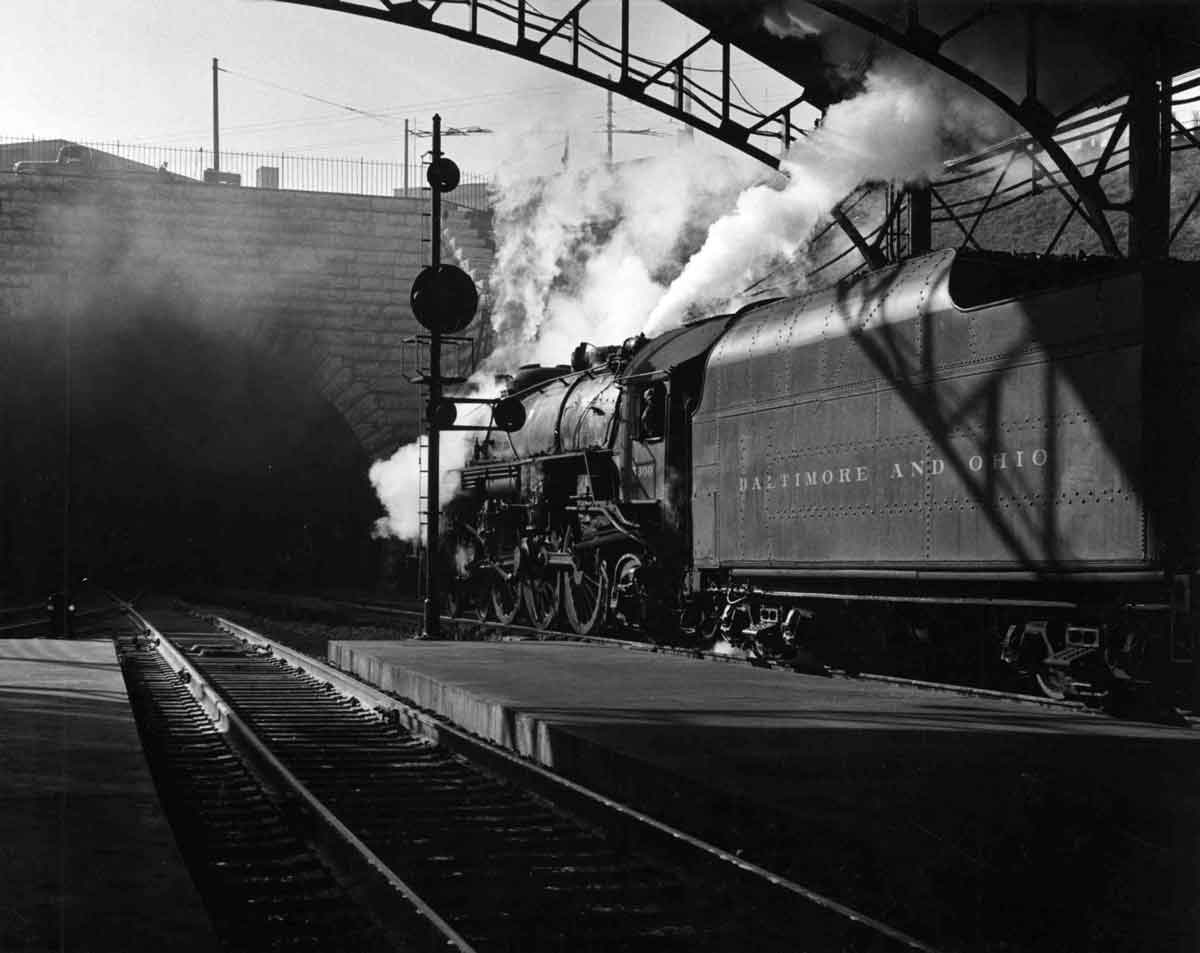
[442, 314, 735, 633]
[440, 248, 1200, 701]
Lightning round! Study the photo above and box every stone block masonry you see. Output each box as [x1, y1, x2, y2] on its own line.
[0, 172, 432, 457]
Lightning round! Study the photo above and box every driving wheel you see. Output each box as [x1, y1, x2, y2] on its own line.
[562, 526, 608, 635]
[523, 575, 561, 630]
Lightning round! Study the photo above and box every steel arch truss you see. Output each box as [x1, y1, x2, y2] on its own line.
[278, 0, 1199, 262]
[275, 0, 822, 167]
[845, 71, 1200, 270]
[674, 0, 1196, 261]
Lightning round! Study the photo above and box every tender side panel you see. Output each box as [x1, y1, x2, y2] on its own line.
[692, 417, 720, 567]
[1142, 264, 1200, 578]
[696, 255, 1149, 574]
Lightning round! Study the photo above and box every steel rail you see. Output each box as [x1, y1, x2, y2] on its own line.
[122, 603, 481, 953]
[209, 612, 947, 953]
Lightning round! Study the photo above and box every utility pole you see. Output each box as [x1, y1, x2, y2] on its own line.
[403, 118, 409, 196]
[61, 288, 72, 637]
[676, 68, 694, 146]
[212, 57, 221, 173]
[606, 84, 614, 166]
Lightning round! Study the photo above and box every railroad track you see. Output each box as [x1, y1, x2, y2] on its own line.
[121, 601, 941, 953]
[114, 619, 397, 952]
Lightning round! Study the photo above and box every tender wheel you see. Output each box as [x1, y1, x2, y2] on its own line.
[462, 587, 489, 622]
[491, 573, 522, 625]
[441, 586, 460, 619]
[562, 527, 608, 635]
[610, 552, 644, 629]
[523, 575, 561, 631]
[446, 530, 488, 621]
[1035, 668, 1071, 701]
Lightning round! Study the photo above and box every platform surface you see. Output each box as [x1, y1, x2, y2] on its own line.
[0, 638, 217, 952]
[331, 638, 1200, 953]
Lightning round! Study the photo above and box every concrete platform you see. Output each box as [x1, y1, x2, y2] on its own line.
[0, 638, 217, 952]
[331, 639, 1200, 953]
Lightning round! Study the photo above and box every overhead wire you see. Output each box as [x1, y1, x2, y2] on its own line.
[219, 66, 401, 124]
[135, 66, 574, 145]
[223, 66, 571, 118]
[135, 3, 805, 150]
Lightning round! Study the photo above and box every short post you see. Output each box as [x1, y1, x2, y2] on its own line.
[212, 57, 221, 173]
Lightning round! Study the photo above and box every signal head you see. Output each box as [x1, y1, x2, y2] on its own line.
[493, 397, 526, 433]
[426, 157, 461, 193]
[410, 263, 479, 334]
[429, 399, 458, 429]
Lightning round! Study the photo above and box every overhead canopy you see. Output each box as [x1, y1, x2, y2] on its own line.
[664, 0, 1200, 125]
[278, 0, 1200, 257]
[661, 0, 1200, 259]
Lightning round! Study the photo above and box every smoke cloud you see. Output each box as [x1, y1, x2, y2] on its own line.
[486, 143, 765, 369]
[369, 142, 765, 541]
[369, 427, 480, 541]
[646, 57, 1003, 331]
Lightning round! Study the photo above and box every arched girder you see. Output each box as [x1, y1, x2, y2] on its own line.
[663, 1, 1199, 260]
[276, 0, 1200, 261]
[273, 0, 825, 168]
[793, 0, 1121, 255]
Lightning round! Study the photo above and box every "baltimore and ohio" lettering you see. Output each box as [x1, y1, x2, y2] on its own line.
[738, 448, 1048, 493]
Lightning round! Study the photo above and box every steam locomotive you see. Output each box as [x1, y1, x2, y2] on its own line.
[440, 248, 1200, 701]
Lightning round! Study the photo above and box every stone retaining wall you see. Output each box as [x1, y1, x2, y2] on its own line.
[0, 172, 429, 456]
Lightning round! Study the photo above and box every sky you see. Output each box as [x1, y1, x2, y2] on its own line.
[3, 0, 805, 181]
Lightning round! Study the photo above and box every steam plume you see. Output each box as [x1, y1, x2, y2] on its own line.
[486, 144, 764, 368]
[646, 58, 1002, 331]
[369, 427, 479, 541]
[369, 143, 763, 541]
[370, 59, 1003, 541]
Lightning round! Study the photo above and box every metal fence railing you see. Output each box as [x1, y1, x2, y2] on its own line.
[0, 136, 494, 210]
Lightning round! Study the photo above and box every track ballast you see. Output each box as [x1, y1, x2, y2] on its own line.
[123, 603, 939, 953]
